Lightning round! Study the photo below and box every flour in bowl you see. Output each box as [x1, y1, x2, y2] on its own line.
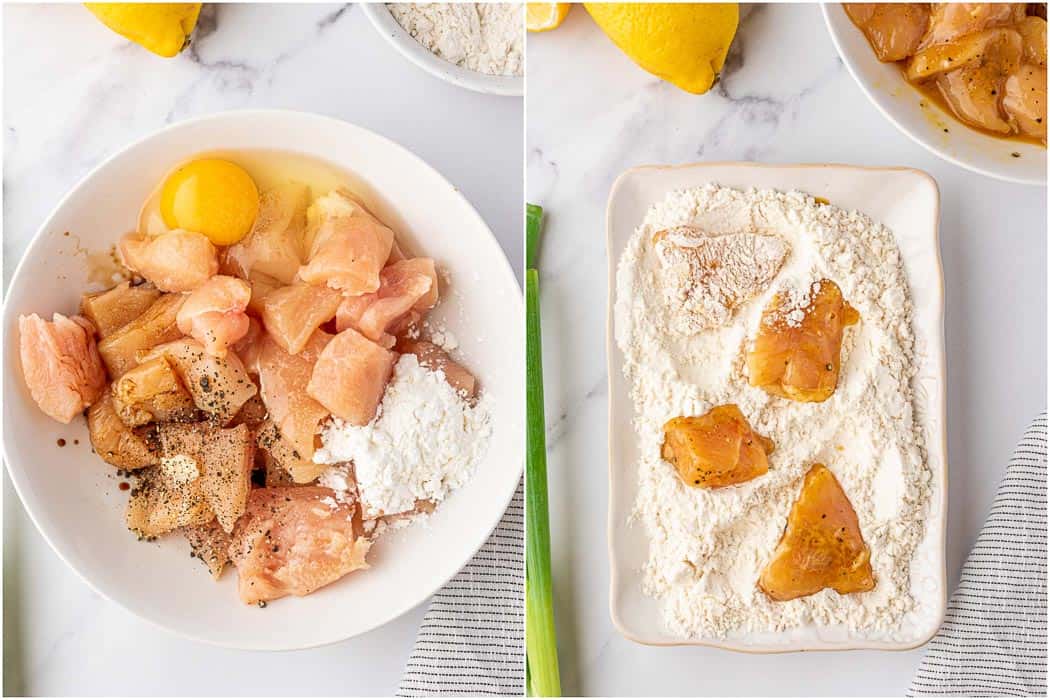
[314, 353, 492, 519]
[388, 3, 524, 77]
[614, 184, 930, 639]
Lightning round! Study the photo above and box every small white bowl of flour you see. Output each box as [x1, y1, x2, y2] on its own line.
[363, 3, 523, 97]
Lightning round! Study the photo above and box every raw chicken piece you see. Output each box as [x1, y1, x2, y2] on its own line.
[255, 420, 325, 484]
[759, 464, 875, 602]
[97, 293, 186, 379]
[919, 3, 1027, 49]
[140, 339, 257, 425]
[844, 4, 931, 61]
[1004, 63, 1048, 141]
[183, 520, 232, 580]
[259, 283, 342, 355]
[242, 271, 282, 317]
[176, 275, 252, 357]
[298, 191, 394, 295]
[126, 464, 212, 538]
[19, 313, 107, 423]
[119, 230, 219, 293]
[112, 355, 197, 427]
[223, 183, 308, 286]
[307, 327, 395, 425]
[906, 27, 1020, 81]
[256, 331, 331, 477]
[228, 486, 371, 605]
[661, 405, 774, 489]
[233, 318, 264, 375]
[395, 339, 477, 400]
[335, 258, 439, 345]
[87, 392, 159, 469]
[1018, 15, 1048, 66]
[80, 281, 160, 337]
[747, 280, 860, 403]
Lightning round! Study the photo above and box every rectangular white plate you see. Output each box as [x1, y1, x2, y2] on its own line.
[605, 162, 947, 652]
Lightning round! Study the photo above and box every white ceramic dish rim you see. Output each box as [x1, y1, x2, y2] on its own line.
[821, 3, 1046, 187]
[2, 108, 523, 651]
[604, 161, 948, 652]
[361, 4, 523, 97]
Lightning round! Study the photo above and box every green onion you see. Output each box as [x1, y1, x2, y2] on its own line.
[525, 204, 561, 697]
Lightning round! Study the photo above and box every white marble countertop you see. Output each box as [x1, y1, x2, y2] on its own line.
[2, 4, 521, 696]
[527, 4, 1046, 697]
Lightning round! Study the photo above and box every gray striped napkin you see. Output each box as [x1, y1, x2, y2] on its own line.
[909, 412, 1047, 697]
[397, 481, 525, 697]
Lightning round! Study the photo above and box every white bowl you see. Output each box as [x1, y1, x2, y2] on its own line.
[606, 162, 947, 651]
[2, 109, 524, 650]
[362, 4, 523, 97]
[823, 3, 1046, 186]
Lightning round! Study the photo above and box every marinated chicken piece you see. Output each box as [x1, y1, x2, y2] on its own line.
[255, 420, 325, 484]
[183, 520, 232, 580]
[1004, 63, 1048, 140]
[158, 422, 254, 533]
[906, 27, 1021, 81]
[119, 230, 219, 293]
[140, 339, 257, 425]
[176, 275, 252, 357]
[747, 280, 860, 403]
[256, 331, 331, 476]
[223, 183, 308, 286]
[1017, 15, 1048, 65]
[653, 227, 791, 332]
[919, 3, 1027, 49]
[87, 392, 159, 469]
[661, 405, 774, 489]
[18, 313, 107, 424]
[111, 355, 197, 427]
[298, 190, 394, 295]
[80, 281, 161, 337]
[227, 393, 268, 429]
[934, 29, 1024, 134]
[335, 258, 439, 345]
[260, 283, 342, 355]
[396, 338, 477, 400]
[758, 464, 875, 602]
[228, 486, 371, 605]
[844, 4, 931, 61]
[307, 327, 395, 425]
[97, 293, 186, 379]
[126, 464, 212, 538]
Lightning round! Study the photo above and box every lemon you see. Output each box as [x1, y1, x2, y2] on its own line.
[160, 159, 260, 246]
[583, 3, 739, 95]
[527, 3, 572, 32]
[84, 3, 201, 58]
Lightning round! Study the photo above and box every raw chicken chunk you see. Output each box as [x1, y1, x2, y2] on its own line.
[126, 464, 212, 538]
[112, 355, 197, 427]
[1004, 63, 1048, 140]
[747, 280, 860, 403]
[19, 313, 107, 423]
[97, 293, 186, 379]
[759, 464, 875, 602]
[87, 392, 159, 469]
[256, 420, 325, 484]
[260, 283, 342, 355]
[396, 339, 477, 400]
[307, 327, 395, 425]
[335, 258, 439, 345]
[256, 331, 331, 476]
[141, 339, 257, 424]
[183, 520, 232, 580]
[844, 4, 931, 61]
[80, 281, 160, 337]
[661, 404, 774, 489]
[298, 191, 394, 295]
[919, 3, 1027, 49]
[228, 486, 371, 605]
[223, 183, 308, 286]
[176, 275, 252, 357]
[119, 230, 219, 293]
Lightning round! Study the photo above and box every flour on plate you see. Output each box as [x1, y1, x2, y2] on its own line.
[314, 353, 492, 519]
[388, 3, 523, 77]
[614, 184, 930, 639]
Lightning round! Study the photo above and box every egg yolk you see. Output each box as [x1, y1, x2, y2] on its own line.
[159, 158, 260, 246]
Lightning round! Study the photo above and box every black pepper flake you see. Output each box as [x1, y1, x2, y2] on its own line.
[1012, 152, 1022, 158]
[258, 600, 267, 608]
[825, 363, 834, 371]
[56, 438, 66, 447]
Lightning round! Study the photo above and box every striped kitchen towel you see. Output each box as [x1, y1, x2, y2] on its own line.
[909, 412, 1047, 697]
[397, 481, 525, 697]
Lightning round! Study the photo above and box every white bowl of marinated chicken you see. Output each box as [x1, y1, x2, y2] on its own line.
[1, 110, 523, 649]
[824, 3, 1046, 185]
